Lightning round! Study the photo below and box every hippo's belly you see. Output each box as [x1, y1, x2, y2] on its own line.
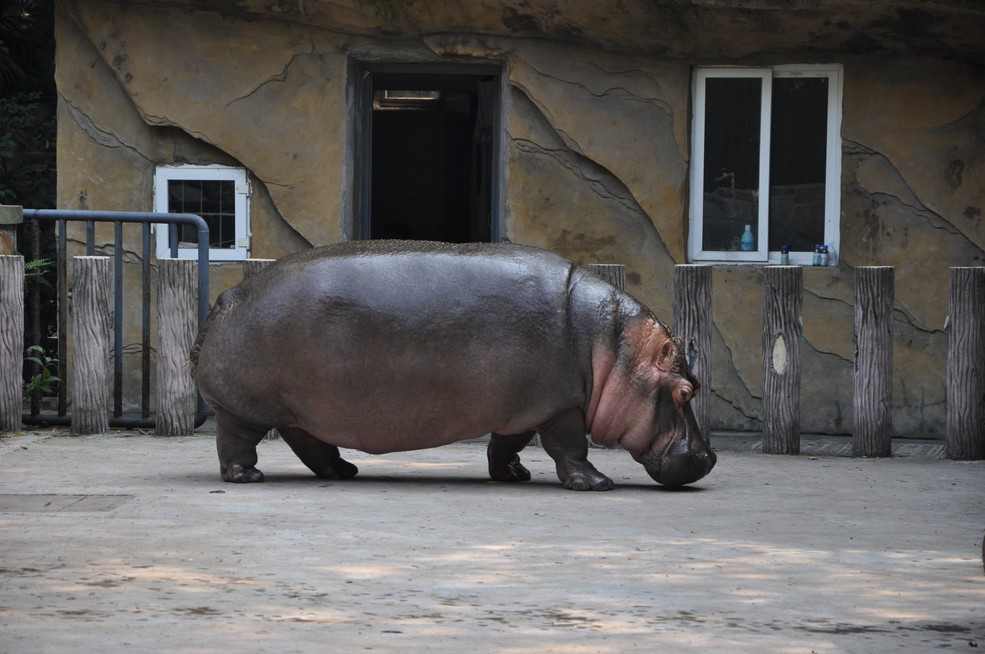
[282, 318, 575, 453]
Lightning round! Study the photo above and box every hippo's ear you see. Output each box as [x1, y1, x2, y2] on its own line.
[654, 338, 677, 372]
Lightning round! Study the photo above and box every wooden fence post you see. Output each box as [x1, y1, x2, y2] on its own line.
[853, 267, 894, 457]
[587, 263, 626, 291]
[673, 264, 713, 441]
[0, 255, 24, 433]
[157, 259, 198, 436]
[71, 256, 112, 435]
[762, 266, 802, 454]
[946, 267, 985, 460]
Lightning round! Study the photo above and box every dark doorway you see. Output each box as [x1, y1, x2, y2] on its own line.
[358, 66, 500, 243]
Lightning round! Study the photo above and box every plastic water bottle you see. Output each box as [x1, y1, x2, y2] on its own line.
[820, 245, 829, 267]
[740, 225, 754, 251]
[812, 245, 821, 266]
[780, 245, 789, 265]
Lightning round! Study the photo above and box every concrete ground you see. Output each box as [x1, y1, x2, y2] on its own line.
[0, 428, 982, 653]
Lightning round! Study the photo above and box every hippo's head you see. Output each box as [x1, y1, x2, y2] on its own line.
[589, 317, 716, 487]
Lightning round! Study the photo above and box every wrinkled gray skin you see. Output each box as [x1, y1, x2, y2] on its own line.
[192, 241, 716, 490]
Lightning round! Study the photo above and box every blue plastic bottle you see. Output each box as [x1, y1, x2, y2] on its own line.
[740, 225, 754, 252]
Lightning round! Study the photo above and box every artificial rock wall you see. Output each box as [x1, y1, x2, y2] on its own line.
[56, 0, 984, 436]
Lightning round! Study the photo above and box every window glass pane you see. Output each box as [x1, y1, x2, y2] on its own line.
[701, 77, 763, 252]
[167, 179, 237, 249]
[768, 77, 828, 252]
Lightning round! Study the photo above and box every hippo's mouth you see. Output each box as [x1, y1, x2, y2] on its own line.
[635, 439, 717, 487]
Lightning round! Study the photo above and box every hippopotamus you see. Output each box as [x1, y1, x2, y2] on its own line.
[191, 240, 715, 490]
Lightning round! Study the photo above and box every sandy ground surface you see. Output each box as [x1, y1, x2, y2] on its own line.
[0, 429, 982, 653]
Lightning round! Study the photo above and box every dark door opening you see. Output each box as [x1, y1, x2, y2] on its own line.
[362, 68, 499, 243]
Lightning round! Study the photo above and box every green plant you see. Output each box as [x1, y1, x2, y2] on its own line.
[24, 256, 53, 287]
[23, 344, 58, 399]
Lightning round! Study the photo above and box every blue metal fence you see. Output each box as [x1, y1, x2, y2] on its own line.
[22, 209, 210, 428]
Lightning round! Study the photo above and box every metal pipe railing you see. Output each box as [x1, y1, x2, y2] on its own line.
[22, 209, 210, 428]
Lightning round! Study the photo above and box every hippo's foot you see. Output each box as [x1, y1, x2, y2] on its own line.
[278, 426, 359, 481]
[311, 456, 359, 480]
[488, 432, 536, 482]
[222, 463, 265, 483]
[490, 454, 532, 483]
[539, 409, 614, 491]
[216, 409, 268, 483]
[561, 468, 614, 491]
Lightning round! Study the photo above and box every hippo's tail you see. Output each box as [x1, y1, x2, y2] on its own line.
[189, 290, 234, 378]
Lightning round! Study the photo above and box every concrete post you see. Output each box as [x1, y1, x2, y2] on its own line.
[0, 255, 24, 433]
[946, 267, 985, 460]
[243, 258, 275, 279]
[156, 259, 198, 436]
[71, 256, 113, 435]
[762, 266, 802, 454]
[673, 264, 713, 442]
[0, 205, 23, 256]
[853, 267, 894, 458]
[587, 263, 626, 291]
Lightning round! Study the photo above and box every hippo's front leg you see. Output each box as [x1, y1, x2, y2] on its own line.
[216, 409, 268, 483]
[539, 409, 614, 491]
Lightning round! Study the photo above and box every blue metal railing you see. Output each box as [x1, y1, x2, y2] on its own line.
[22, 209, 210, 428]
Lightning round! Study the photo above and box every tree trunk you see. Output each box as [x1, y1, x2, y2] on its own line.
[762, 266, 801, 454]
[0, 256, 24, 433]
[853, 267, 894, 457]
[156, 259, 198, 436]
[673, 264, 713, 441]
[71, 256, 112, 435]
[946, 267, 985, 460]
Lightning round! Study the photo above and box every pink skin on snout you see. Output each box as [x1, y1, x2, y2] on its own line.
[586, 318, 716, 487]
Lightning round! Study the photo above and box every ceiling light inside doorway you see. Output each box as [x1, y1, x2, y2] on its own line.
[374, 89, 442, 110]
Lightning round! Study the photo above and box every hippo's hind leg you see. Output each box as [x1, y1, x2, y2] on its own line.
[539, 409, 614, 491]
[488, 431, 535, 482]
[277, 426, 358, 480]
[216, 409, 268, 483]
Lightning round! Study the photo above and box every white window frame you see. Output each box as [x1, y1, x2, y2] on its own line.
[688, 64, 843, 265]
[154, 165, 251, 261]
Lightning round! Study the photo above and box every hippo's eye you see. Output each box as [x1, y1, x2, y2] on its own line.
[677, 387, 692, 404]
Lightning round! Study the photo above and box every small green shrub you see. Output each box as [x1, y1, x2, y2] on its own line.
[23, 344, 59, 400]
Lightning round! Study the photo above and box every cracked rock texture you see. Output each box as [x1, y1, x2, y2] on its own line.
[55, 0, 984, 437]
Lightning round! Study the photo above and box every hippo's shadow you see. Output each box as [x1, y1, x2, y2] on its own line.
[220, 472, 712, 493]
[266, 472, 564, 490]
